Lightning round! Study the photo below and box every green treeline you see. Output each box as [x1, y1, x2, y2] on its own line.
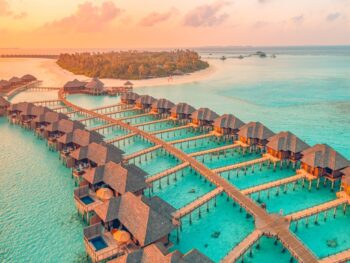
[56, 50, 209, 80]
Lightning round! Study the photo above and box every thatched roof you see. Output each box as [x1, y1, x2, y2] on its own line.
[341, 167, 350, 178]
[29, 106, 51, 117]
[301, 144, 350, 171]
[64, 79, 87, 89]
[170, 103, 196, 115]
[57, 129, 103, 146]
[213, 114, 245, 130]
[33, 111, 67, 124]
[0, 80, 11, 88]
[191, 108, 219, 122]
[124, 81, 133, 86]
[45, 119, 84, 133]
[121, 92, 140, 101]
[136, 95, 157, 105]
[83, 162, 147, 194]
[9, 77, 22, 83]
[0, 96, 10, 107]
[85, 78, 104, 90]
[21, 74, 37, 82]
[266, 131, 310, 153]
[151, 98, 175, 110]
[237, 121, 275, 140]
[8, 102, 35, 114]
[70, 142, 124, 166]
[94, 192, 176, 246]
[182, 249, 213, 263]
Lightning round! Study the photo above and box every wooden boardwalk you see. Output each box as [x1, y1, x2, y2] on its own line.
[189, 143, 241, 157]
[124, 145, 162, 161]
[172, 187, 224, 219]
[169, 133, 214, 145]
[241, 173, 306, 195]
[32, 99, 61, 106]
[319, 249, 350, 263]
[221, 230, 263, 263]
[150, 124, 189, 135]
[117, 112, 153, 122]
[105, 132, 137, 144]
[134, 118, 170, 128]
[286, 197, 348, 221]
[58, 92, 319, 263]
[104, 107, 137, 116]
[212, 156, 269, 174]
[146, 162, 190, 184]
[90, 103, 127, 112]
[89, 122, 121, 132]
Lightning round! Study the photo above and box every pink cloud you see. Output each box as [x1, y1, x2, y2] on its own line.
[40, 1, 122, 33]
[183, 1, 230, 27]
[0, 0, 12, 16]
[13, 12, 27, 19]
[139, 8, 179, 27]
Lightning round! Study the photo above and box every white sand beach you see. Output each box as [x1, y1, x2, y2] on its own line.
[0, 57, 216, 88]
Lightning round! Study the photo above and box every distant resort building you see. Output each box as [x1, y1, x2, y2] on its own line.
[9, 76, 23, 87]
[0, 80, 11, 92]
[170, 103, 196, 123]
[21, 74, 37, 83]
[0, 96, 10, 116]
[190, 107, 219, 129]
[135, 95, 157, 111]
[63, 79, 87, 93]
[0, 74, 38, 94]
[151, 98, 175, 117]
[213, 114, 245, 139]
[85, 78, 105, 96]
[120, 92, 139, 105]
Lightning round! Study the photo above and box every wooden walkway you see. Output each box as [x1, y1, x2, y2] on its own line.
[32, 99, 61, 106]
[124, 145, 162, 161]
[286, 197, 348, 221]
[169, 133, 214, 145]
[189, 143, 241, 157]
[241, 173, 306, 195]
[105, 132, 137, 144]
[172, 187, 224, 219]
[90, 103, 126, 112]
[58, 92, 319, 263]
[319, 249, 350, 263]
[150, 125, 189, 135]
[89, 122, 121, 132]
[104, 107, 137, 116]
[117, 112, 153, 122]
[221, 230, 263, 263]
[134, 118, 170, 128]
[212, 156, 269, 174]
[146, 162, 190, 184]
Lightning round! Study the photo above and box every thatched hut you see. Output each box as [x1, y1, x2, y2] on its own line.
[21, 74, 37, 83]
[63, 79, 87, 93]
[0, 96, 10, 116]
[124, 80, 133, 88]
[135, 95, 157, 111]
[0, 80, 11, 91]
[85, 78, 105, 95]
[170, 103, 196, 123]
[120, 92, 140, 105]
[300, 144, 350, 179]
[190, 107, 219, 129]
[7, 102, 35, 124]
[9, 76, 23, 87]
[151, 98, 175, 116]
[213, 114, 245, 138]
[266, 131, 310, 162]
[32, 111, 68, 135]
[83, 161, 147, 196]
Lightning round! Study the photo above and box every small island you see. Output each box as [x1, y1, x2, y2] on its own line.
[56, 50, 209, 80]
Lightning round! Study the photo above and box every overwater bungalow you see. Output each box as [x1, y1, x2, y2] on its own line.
[266, 131, 310, 164]
[69, 142, 124, 182]
[22, 105, 52, 129]
[300, 144, 350, 182]
[190, 107, 219, 130]
[120, 92, 140, 105]
[124, 81, 133, 89]
[84, 192, 176, 262]
[0, 80, 11, 92]
[151, 98, 175, 117]
[7, 102, 35, 124]
[32, 111, 68, 136]
[237, 121, 275, 151]
[213, 114, 245, 139]
[170, 103, 196, 123]
[57, 129, 104, 166]
[63, 79, 87, 93]
[74, 161, 147, 220]
[0, 96, 10, 116]
[108, 242, 213, 263]
[135, 95, 157, 111]
[340, 167, 350, 195]
[8, 76, 23, 87]
[21, 74, 37, 83]
[85, 78, 105, 95]
[44, 119, 85, 149]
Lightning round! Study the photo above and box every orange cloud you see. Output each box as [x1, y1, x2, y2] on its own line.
[183, 1, 230, 27]
[39, 1, 123, 33]
[0, 0, 11, 16]
[139, 7, 179, 27]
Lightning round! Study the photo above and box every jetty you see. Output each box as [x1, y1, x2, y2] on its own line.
[146, 162, 190, 184]
[212, 156, 270, 173]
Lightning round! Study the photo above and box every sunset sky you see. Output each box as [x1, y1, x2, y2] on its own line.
[0, 0, 350, 49]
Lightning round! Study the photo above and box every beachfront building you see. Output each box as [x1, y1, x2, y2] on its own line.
[108, 242, 213, 263]
[69, 142, 124, 183]
[0, 96, 10, 116]
[237, 121, 275, 152]
[213, 114, 245, 139]
[63, 79, 87, 93]
[21, 74, 37, 83]
[151, 98, 175, 117]
[84, 192, 176, 262]
[266, 131, 310, 166]
[85, 78, 105, 96]
[7, 102, 35, 124]
[32, 111, 68, 136]
[135, 95, 157, 111]
[57, 129, 104, 166]
[170, 103, 196, 124]
[190, 107, 219, 130]
[120, 92, 139, 105]
[300, 144, 350, 183]
[44, 119, 85, 150]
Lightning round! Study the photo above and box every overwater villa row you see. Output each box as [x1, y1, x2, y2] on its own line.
[1, 86, 350, 263]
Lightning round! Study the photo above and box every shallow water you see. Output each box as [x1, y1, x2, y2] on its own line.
[0, 118, 85, 262]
